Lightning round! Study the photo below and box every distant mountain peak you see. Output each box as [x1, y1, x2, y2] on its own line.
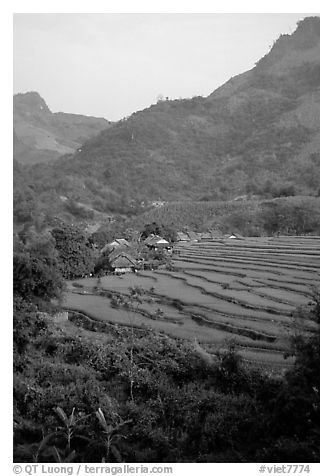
[209, 15, 319, 101]
[13, 91, 51, 114]
[255, 16, 319, 71]
[13, 91, 111, 164]
[294, 16, 320, 41]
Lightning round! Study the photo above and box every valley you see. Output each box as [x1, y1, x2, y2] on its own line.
[13, 15, 321, 464]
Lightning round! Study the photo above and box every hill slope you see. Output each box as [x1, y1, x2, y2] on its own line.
[13, 92, 111, 164]
[14, 17, 320, 224]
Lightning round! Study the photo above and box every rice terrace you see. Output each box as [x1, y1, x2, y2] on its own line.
[65, 235, 319, 369]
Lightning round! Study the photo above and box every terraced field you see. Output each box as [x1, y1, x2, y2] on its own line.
[64, 236, 319, 369]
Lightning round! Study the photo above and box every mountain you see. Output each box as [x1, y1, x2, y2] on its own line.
[13, 91, 111, 164]
[14, 17, 320, 225]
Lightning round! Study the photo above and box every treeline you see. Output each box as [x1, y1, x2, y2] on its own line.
[81, 196, 320, 250]
[136, 196, 320, 236]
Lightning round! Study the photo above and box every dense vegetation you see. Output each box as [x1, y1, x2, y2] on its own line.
[14, 274, 320, 462]
[130, 196, 320, 236]
[14, 221, 97, 284]
[50, 223, 96, 279]
[57, 196, 319, 253]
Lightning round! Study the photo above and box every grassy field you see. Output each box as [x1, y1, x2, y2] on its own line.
[64, 236, 319, 368]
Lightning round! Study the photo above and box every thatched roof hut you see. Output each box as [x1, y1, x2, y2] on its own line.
[109, 252, 137, 273]
[144, 234, 170, 249]
[101, 238, 131, 254]
[176, 232, 190, 242]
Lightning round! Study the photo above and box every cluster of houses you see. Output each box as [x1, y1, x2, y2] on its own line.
[97, 230, 242, 275]
[99, 238, 137, 274]
[176, 230, 241, 242]
[97, 234, 173, 275]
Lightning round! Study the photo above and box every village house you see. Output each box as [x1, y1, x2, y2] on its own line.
[108, 252, 137, 274]
[143, 234, 172, 251]
[176, 231, 190, 242]
[101, 238, 131, 255]
[199, 231, 213, 241]
[187, 231, 199, 242]
[225, 232, 243, 240]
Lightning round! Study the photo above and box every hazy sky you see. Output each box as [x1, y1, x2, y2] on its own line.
[13, 13, 315, 121]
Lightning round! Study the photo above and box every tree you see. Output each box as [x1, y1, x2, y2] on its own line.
[13, 188, 36, 224]
[140, 222, 177, 243]
[13, 251, 64, 301]
[268, 293, 320, 459]
[13, 297, 46, 357]
[260, 198, 319, 235]
[13, 231, 64, 302]
[51, 223, 96, 279]
[288, 290, 319, 387]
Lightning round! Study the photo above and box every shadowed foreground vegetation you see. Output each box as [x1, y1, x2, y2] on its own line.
[14, 279, 319, 462]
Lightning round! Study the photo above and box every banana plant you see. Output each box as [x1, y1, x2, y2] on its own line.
[30, 433, 55, 462]
[54, 407, 92, 451]
[95, 408, 132, 462]
[52, 446, 76, 463]
[15, 431, 57, 463]
[20, 432, 55, 463]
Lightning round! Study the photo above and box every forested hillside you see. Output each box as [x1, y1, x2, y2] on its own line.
[13, 17, 319, 229]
